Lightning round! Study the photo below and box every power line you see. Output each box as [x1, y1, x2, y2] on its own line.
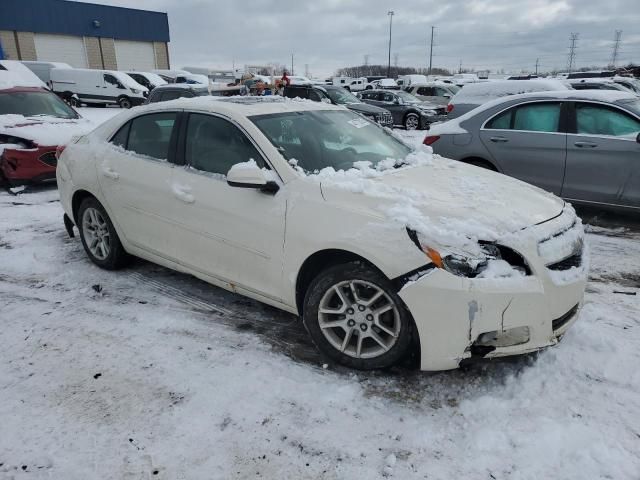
[610, 30, 622, 67]
[567, 32, 579, 73]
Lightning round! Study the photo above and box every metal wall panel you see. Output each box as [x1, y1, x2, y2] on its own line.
[0, 0, 170, 43]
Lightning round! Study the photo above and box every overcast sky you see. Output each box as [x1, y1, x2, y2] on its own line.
[78, 0, 639, 77]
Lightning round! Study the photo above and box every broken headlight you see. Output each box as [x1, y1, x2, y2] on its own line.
[406, 228, 530, 278]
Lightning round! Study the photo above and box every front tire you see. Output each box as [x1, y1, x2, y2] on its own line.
[404, 113, 420, 130]
[118, 96, 132, 109]
[303, 262, 414, 370]
[77, 197, 129, 270]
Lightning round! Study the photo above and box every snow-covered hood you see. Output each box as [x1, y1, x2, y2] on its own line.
[0, 114, 94, 147]
[315, 155, 564, 249]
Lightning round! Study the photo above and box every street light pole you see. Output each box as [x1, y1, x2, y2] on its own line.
[387, 11, 394, 78]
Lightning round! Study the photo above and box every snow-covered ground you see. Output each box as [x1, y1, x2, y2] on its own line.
[1, 117, 639, 479]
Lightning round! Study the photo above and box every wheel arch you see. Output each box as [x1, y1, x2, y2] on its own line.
[71, 189, 99, 224]
[295, 248, 386, 316]
[460, 156, 500, 172]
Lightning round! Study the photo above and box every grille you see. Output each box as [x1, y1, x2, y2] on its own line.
[39, 151, 57, 167]
[378, 112, 393, 126]
[547, 251, 582, 271]
[552, 304, 579, 332]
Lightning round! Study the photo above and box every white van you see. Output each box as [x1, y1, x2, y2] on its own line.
[396, 74, 428, 88]
[50, 68, 148, 108]
[21, 61, 72, 86]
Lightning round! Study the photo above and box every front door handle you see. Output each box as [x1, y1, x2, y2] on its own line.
[101, 166, 120, 180]
[172, 184, 195, 204]
[574, 141, 597, 148]
[490, 136, 508, 143]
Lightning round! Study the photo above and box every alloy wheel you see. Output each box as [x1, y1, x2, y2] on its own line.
[317, 280, 401, 359]
[82, 207, 111, 260]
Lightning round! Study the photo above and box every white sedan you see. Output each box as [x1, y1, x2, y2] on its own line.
[56, 97, 588, 371]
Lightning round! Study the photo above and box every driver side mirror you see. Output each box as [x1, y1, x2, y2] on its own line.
[227, 163, 279, 194]
[443, 93, 452, 98]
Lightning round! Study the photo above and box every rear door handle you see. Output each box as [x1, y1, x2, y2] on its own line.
[101, 166, 119, 180]
[490, 136, 508, 143]
[172, 184, 195, 204]
[574, 141, 597, 148]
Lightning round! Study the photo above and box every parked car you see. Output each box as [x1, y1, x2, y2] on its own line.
[21, 61, 72, 86]
[0, 85, 87, 185]
[358, 90, 445, 129]
[50, 68, 148, 108]
[0, 60, 47, 89]
[404, 82, 459, 106]
[126, 71, 168, 91]
[57, 97, 586, 371]
[152, 69, 207, 85]
[365, 78, 399, 90]
[396, 74, 428, 89]
[446, 79, 570, 118]
[146, 84, 240, 103]
[568, 78, 636, 94]
[283, 84, 393, 127]
[451, 73, 480, 86]
[426, 90, 640, 212]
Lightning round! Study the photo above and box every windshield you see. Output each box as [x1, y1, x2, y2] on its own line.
[251, 110, 412, 172]
[396, 91, 420, 104]
[0, 91, 78, 118]
[325, 88, 361, 105]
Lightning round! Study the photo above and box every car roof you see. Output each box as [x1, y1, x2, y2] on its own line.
[0, 86, 49, 93]
[144, 95, 344, 117]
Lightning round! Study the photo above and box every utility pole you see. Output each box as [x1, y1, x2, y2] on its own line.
[305, 63, 309, 78]
[364, 54, 369, 66]
[567, 33, 578, 73]
[610, 30, 622, 68]
[458, 59, 462, 74]
[291, 53, 294, 75]
[393, 53, 399, 68]
[387, 11, 394, 77]
[535, 58, 539, 75]
[428, 26, 435, 75]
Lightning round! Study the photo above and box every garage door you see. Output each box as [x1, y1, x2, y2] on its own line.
[115, 40, 156, 71]
[34, 34, 88, 68]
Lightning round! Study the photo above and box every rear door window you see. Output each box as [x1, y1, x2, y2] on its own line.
[126, 112, 177, 161]
[486, 102, 561, 132]
[575, 103, 640, 137]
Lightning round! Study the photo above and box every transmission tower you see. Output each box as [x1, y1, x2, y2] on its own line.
[610, 30, 622, 67]
[566, 33, 579, 73]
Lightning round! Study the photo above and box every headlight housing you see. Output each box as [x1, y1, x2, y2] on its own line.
[130, 88, 140, 94]
[406, 228, 530, 278]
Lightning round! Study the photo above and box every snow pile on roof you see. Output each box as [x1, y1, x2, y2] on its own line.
[0, 114, 95, 146]
[0, 60, 47, 89]
[452, 79, 569, 103]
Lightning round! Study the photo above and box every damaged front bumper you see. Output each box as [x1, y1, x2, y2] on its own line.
[398, 207, 588, 371]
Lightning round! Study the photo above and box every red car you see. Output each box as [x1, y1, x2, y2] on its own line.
[0, 86, 81, 186]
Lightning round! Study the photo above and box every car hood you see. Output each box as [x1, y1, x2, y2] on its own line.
[0, 115, 87, 147]
[345, 102, 388, 115]
[319, 159, 564, 238]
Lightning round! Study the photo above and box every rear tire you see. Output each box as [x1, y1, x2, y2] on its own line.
[77, 197, 130, 270]
[466, 159, 497, 171]
[303, 261, 414, 370]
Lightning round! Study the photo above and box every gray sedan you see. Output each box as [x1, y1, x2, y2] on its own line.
[427, 90, 640, 212]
